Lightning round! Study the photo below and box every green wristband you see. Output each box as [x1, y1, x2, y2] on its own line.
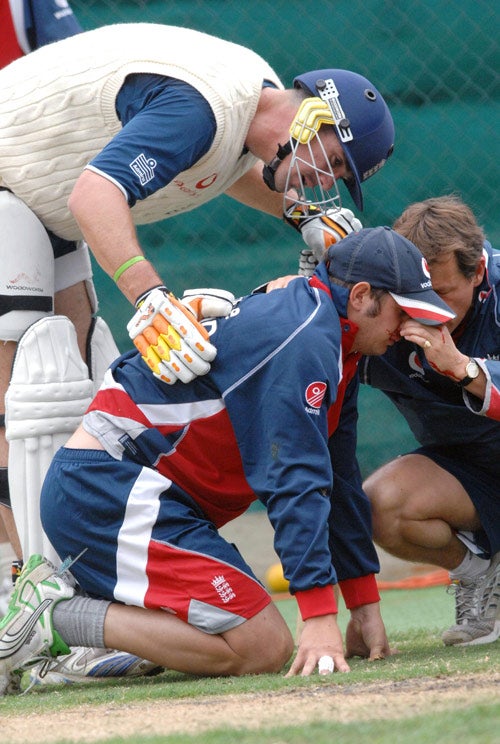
[113, 256, 146, 283]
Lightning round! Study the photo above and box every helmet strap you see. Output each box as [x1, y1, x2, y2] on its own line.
[262, 141, 292, 191]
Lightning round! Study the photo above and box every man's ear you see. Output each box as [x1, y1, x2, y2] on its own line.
[472, 255, 486, 288]
[349, 281, 372, 310]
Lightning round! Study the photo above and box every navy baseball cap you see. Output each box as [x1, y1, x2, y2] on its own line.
[325, 226, 456, 326]
[294, 69, 395, 211]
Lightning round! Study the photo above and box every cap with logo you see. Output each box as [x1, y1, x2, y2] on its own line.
[325, 226, 455, 326]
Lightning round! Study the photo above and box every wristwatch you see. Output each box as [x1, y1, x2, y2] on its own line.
[457, 357, 480, 386]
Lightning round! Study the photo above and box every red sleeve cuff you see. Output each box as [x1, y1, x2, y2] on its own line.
[339, 574, 380, 609]
[294, 585, 338, 620]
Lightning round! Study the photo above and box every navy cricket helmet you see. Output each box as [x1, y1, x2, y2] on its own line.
[294, 69, 395, 210]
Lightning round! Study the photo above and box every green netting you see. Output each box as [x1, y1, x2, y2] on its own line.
[70, 0, 498, 476]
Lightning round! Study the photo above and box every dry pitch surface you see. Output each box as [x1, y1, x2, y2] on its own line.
[2, 673, 498, 742]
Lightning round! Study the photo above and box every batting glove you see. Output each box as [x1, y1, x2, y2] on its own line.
[127, 287, 217, 385]
[181, 288, 235, 320]
[285, 204, 362, 262]
[298, 249, 319, 278]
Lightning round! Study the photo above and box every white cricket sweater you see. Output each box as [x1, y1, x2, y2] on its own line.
[0, 23, 282, 239]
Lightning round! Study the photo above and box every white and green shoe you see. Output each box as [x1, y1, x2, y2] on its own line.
[0, 554, 75, 695]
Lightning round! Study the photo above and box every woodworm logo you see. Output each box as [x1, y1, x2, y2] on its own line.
[305, 381, 327, 413]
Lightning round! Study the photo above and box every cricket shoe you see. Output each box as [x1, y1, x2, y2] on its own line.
[30, 646, 163, 685]
[442, 551, 500, 646]
[0, 554, 75, 695]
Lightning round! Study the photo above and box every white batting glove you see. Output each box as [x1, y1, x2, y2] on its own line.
[181, 288, 235, 320]
[127, 287, 217, 385]
[301, 207, 362, 259]
[285, 204, 362, 262]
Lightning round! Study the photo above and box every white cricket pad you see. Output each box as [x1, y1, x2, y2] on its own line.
[87, 316, 120, 395]
[5, 316, 93, 561]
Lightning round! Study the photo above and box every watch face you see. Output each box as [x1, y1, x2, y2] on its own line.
[466, 359, 479, 379]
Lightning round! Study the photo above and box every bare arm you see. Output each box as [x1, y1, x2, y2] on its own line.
[224, 162, 285, 218]
[68, 170, 163, 305]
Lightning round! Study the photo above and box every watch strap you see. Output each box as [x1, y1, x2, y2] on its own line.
[457, 358, 479, 387]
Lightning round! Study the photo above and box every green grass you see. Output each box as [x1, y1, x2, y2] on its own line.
[65, 703, 499, 744]
[9, 705, 499, 744]
[1, 586, 499, 743]
[279, 583, 456, 637]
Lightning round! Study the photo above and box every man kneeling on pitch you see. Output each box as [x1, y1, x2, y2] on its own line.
[0, 228, 455, 689]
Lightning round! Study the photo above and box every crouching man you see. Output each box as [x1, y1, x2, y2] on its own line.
[0, 228, 454, 691]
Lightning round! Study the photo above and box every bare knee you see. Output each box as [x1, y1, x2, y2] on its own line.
[242, 631, 293, 675]
[223, 604, 294, 675]
[364, 466, 407, 548]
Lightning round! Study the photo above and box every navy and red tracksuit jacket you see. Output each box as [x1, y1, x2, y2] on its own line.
[85, 262, 380, 619]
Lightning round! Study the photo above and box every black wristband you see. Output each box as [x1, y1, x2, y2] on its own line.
[134, 285, 171, 309]
[283, 211, 302, 233]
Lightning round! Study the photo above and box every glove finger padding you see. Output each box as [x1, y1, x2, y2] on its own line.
[127, 288, 217, 385]
[298, 249, 318, 278]
[181, 288, 235, 320]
